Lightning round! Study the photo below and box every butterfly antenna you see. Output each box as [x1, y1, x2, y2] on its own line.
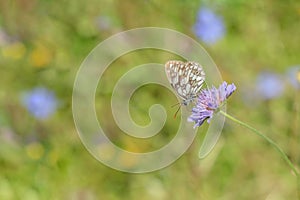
[173, 105, 181, 119]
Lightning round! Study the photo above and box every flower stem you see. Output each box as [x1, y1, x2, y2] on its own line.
[219, 110, 300, 177]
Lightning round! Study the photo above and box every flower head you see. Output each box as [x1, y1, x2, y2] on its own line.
[193, 7, 225, 45]
[256, 71, 284, 100]
[188, 82, 236, 128]
[22, 87, 58, 119]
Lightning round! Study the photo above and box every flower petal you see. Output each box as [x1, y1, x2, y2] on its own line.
[188, 81, 236, 128]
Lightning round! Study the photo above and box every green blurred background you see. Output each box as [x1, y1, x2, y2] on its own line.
[0, 0, 300, 199]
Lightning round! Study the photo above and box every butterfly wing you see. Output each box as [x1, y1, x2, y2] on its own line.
[165, 61, 205, 102]
[183, 61, 205, 98]
[165, 60, 187, 100]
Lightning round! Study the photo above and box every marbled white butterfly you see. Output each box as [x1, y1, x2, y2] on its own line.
[165, 60, 205, 116]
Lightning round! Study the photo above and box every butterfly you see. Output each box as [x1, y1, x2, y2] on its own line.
[165, 60, 206, 117]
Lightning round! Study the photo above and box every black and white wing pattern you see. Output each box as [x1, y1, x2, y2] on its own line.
[165, 60, 205, 105]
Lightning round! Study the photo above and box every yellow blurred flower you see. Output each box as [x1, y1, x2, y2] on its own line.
[1, 42, 26, 60]
[117, 151, 138, 169]
[123, 137, 141, 152]
[29, 43, 52, 68]
[25, 142, 44, 160]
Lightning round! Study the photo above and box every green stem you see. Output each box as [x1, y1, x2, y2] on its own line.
[219, 110, 300, 177]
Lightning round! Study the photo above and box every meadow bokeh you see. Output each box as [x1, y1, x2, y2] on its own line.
[1, 0, 300, 199]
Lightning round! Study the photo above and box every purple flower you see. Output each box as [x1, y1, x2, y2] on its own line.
[188, 82, 236, 128]
[256, 72, 284, 100]
[286, 66, 300, 90]
[22, 87, 58, 119]
[193, 7, 225, 45]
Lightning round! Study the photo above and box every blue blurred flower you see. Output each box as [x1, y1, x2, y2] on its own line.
[286, 66, 300, 90]
[193, 7, 225, 44]
[188, 82, 236, 128]
[22, 87, 58, 119]
[256, 72, 284, 100]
